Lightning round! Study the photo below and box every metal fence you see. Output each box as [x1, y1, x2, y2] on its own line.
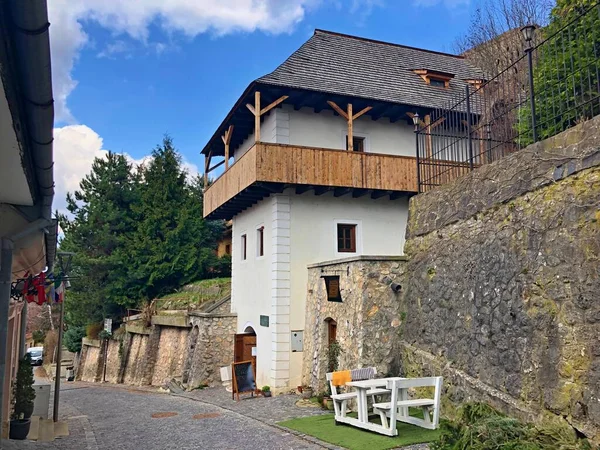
[416, 2, 600, 192]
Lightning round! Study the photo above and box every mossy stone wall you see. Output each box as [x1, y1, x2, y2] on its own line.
[402, 116, 600, 442]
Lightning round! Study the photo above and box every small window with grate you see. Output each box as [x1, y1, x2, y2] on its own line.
[346, 136, 365, 152]
[256, 226, 264, 257]
[337, 224, 356, 253]
[241, 234, 247, 260]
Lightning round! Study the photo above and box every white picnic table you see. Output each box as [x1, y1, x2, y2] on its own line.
[345, 378, 397, 423]
[335, 376, 442, 437]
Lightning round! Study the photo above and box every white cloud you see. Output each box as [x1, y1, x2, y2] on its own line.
[97, 40, 133, 59]
[47, 0, 321, 123]
[53, 125, 109, 213]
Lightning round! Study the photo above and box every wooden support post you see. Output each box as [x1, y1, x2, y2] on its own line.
[327, 101, 372, 151]
[425, 115, 432, 158]
[406, 112, 444, 159]
[347, 103, 353, 151]
[204, 151, 212, 187]
[255, 91, 261, 142]
[246, 92, 288, 145]
[221, 125, 234, 170]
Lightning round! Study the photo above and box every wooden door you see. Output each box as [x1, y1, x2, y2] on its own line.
[328, 320, 337, 345]
[234, 333, 257, 373]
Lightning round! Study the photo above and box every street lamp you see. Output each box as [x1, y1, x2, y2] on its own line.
[412, 112, 422, 192]
[520, 24, 538, 142]
[412, 112, 420, 131]
[520, 24, 536, 49]
[53, 251, 74, 422]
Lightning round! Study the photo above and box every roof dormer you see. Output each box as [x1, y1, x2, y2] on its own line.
[412, 69, 455, 88]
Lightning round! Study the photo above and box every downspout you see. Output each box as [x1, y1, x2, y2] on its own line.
[8, 0, 55, 270]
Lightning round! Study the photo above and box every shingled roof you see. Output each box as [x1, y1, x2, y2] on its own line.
[257, 29, 484, 110]
[202, 30, 484, 157]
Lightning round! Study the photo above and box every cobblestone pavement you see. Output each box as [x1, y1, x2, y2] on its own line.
[181, 386, 328, 424]
[1, 383, 325, 450]
[1, 382, 431, 450]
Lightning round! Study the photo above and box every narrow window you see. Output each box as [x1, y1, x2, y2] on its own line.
[337, 224, 356, 253]
[346, 136, 365, 152]
[256, 226, 264, 257]
[241, 234, 247, 260]
[429, 78, 446, 88]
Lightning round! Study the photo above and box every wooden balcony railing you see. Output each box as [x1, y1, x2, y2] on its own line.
[203, 143, 418, 219]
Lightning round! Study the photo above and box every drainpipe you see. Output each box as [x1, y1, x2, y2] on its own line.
[0, 239, 14, 441]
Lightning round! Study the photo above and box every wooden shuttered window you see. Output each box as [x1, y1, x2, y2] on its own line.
[337, 224, 356, 253]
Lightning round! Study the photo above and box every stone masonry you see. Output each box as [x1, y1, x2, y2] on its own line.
[303, 256, 407, 393]
[77, 297, 237, 389]
[400, 116, 600, 442]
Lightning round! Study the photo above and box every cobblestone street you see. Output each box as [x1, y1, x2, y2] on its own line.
[1, 383, 329, 450]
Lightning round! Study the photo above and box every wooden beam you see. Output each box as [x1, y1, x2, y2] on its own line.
[246, 103, 256, 115]
[352, 189, 369, 198]
[347, 103, 353, 151]
[371, 190, 390, 199]
[208, 159, 226, 173]
[327, 101, 348, 120]
[295, 185, 313, 195]
[333, 187, 351, 197]
[352, 106, 372, 120]
[260, 95, 289, 115]
[390, 192, 405, 200]
[222, 125, 234, 170]
[255, 91, 261, 142]
[204, 150, 212, 187]
[313, 186, 331, 196]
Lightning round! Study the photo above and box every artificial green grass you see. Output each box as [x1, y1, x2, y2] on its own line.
[278, 412, 441, 450]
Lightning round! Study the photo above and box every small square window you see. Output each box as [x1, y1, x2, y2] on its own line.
[346, 136, 365, 152]
[241, 234, 247, 260]
[337, 224, 356, 253]
[429, 78, 446, 88]
[256, 226, 264, 257]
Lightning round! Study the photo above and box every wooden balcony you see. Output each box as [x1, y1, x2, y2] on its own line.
[203, 143, 418, 220]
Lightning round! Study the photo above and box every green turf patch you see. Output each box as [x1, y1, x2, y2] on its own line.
[278, 412, 441, 450]
[155, 277, 231, 310]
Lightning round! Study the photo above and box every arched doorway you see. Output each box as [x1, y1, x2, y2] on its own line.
[324, 318, 339, 374]
[234, 326, 257, 374]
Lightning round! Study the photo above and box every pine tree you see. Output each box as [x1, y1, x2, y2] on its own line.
[59, 152, 141, 327]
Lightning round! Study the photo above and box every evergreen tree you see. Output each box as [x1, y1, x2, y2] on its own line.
[59, 152, 140, 327]
[125, 137, 223, 301]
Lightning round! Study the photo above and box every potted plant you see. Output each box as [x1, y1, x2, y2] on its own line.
[301, 385, 313, 399]
[261, 385, 272, 398]
[10, 354, 36, 440]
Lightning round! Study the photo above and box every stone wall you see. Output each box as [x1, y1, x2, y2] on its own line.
[123, 333, 148, 385]
[76, 298, 237, 389]
[151, 327, 189, 386]
[401, 116, 600, 441]
[303, 256, 407, 393]
[186, 312, 237, 387]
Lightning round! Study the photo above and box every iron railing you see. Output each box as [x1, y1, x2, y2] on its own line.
[416, 2, 600, 192]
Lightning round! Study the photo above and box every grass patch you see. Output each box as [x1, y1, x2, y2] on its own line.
[278, 410, 441, 450]
[155, 278, 231, 311]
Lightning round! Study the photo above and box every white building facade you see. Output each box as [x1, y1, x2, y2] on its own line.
[202, 29, 483, 390]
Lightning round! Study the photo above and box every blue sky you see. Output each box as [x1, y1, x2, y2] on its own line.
[48, 0, 474, 212]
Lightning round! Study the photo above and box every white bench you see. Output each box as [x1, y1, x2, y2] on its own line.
[326, 368, 390, 420]
[373, 376, 443, 433]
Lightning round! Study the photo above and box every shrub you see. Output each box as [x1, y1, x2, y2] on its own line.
[431, 402, 592, 450]
[85, 322, 103, 339]
[63, 326, 86, 353]
[12, 354, 35, 420]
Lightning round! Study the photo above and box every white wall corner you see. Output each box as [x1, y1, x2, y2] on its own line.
[270, 193, 292, 387]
